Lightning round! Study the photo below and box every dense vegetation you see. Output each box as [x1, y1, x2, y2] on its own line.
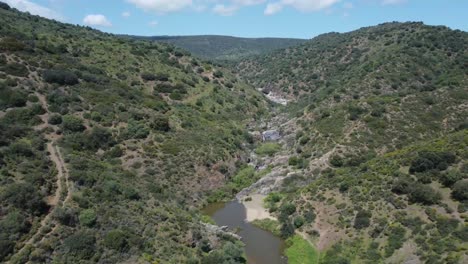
[139, 35, 307, 61]
[236, 22, 467, 263]
[0, 4, 269, 263]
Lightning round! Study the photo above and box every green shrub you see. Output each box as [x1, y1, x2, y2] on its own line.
[255, 143, 281, 156]
[62, 115, 85, 133]
[409, 151, 456, 173]
[354, 210, 371, 229]
[104, 229, 128, 251]
[408, 183, 441, 205]
[79, 209, 96, 227]
[48, 113, 62, 125]
[43, 70, 79, 85]
[62, 231, 96, 259]
[2, 63, 28, 77]
[451, 180, 468, 201]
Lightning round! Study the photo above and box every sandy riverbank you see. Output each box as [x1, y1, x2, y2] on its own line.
[241, 194, 275, 222]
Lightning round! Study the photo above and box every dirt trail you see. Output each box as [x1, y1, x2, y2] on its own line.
[10, 94, 72, 262]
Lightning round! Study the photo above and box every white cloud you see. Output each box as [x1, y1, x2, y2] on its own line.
[382, 0, 406, 5]
[83, 14, 112, 27]
[127, 0, 192, 13]
[122, 11, 131, 17]
[149, 20, 159, 26]
[212, 4, 238, 16]
[264, 2, 283, 15]
[263, 0, 340, 15]
[3, 0, 64, 21]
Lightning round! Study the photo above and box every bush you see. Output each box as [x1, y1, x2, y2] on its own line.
[409, 151, 456, 173]
[48, 113, 62, 125]
[0, 183, 48, 214]
[293, 216, 305, 228]
[255, 143, 281, 156]
[62, 115, 85, 133]
[62, 231, 96, 259]
[79, 209, 96, 227]
[213, 70, 223, 78]
[104, 229, 128, 251]
[2, 63, 28, 77]
[280, 221, 295, 238]
[439, 170, 463, 187]
[43, 70, 79, 85]
[451, 180, 468, 201]
[408, 183, 441, 205]
[141, 72, 156, 81]
[354, 210, 371, 229]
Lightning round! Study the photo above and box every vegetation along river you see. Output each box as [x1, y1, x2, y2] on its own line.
[203, 201, 287, 264]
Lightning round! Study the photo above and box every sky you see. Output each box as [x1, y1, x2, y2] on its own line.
[3, 0, 468, 38]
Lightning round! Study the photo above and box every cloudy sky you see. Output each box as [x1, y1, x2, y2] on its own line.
[3, 0, 467, 38]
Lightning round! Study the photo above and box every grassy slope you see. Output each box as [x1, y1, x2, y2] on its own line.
[286, 235, 319, 264]
[0, 5, 268, 264]
[236, 22, 468, 263]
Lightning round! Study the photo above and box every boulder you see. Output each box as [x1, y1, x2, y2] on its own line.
[262, 130, 280, 141]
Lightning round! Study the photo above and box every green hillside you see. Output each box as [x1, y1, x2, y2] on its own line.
[142, 35, 307, 61]
[0, 5, 269, 263]
[1, 2, 467, 263]
[236, 22, 468, 263]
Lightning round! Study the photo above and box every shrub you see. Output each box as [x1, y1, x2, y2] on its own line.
[2, 63, 28, 77]
[141, 72, 156, 81]
[451, 180, 468, 201]
[62, 115, 85, 133]
[79, 209, 96, 227]
[0, 183, 48, 214]
[293, 216, 305, 228]
[62, 231, 96, 259]
[213, 70, 223, 78]
[43, 70, 79, 85]
[255, 143, 281, 156]
[354, 210, 371, 229]
[104, 229, 128, 251]
[439, 170, 463, 187]
[409, 151, 456, 173]
[280, 221, 295, 238]
[408, 183, 441, 205]
[48, 113, 62, 125]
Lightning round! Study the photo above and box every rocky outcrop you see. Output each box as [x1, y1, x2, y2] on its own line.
[203, 223, 242, 240]
[262, 130, 281, 141]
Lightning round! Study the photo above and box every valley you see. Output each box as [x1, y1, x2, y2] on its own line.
[0, 2, 467, 264]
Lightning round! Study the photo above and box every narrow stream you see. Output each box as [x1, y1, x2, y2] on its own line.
[203, 201, 287, 264]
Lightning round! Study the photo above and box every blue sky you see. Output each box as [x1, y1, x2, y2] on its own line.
[4, 0, 468, 38]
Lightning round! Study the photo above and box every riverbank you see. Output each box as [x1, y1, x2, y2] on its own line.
[241, 194, 275, 222]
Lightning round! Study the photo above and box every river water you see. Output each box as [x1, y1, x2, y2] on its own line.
[203, 201, 287, 264]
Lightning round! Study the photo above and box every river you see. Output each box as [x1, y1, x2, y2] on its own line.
[203, 201, 287, 264]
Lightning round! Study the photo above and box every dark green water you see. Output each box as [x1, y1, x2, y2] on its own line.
[203, 201, 287, 264]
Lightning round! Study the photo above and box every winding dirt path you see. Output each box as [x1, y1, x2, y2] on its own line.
[10, 94, 72, 262]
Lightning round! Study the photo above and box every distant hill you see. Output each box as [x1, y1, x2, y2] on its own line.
[140, 35, 307, 60]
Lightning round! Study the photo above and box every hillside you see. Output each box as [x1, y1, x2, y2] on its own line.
[0, 5, 269, 263]
[235, 22, 468, 263]
[141, 35, 307, 61]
